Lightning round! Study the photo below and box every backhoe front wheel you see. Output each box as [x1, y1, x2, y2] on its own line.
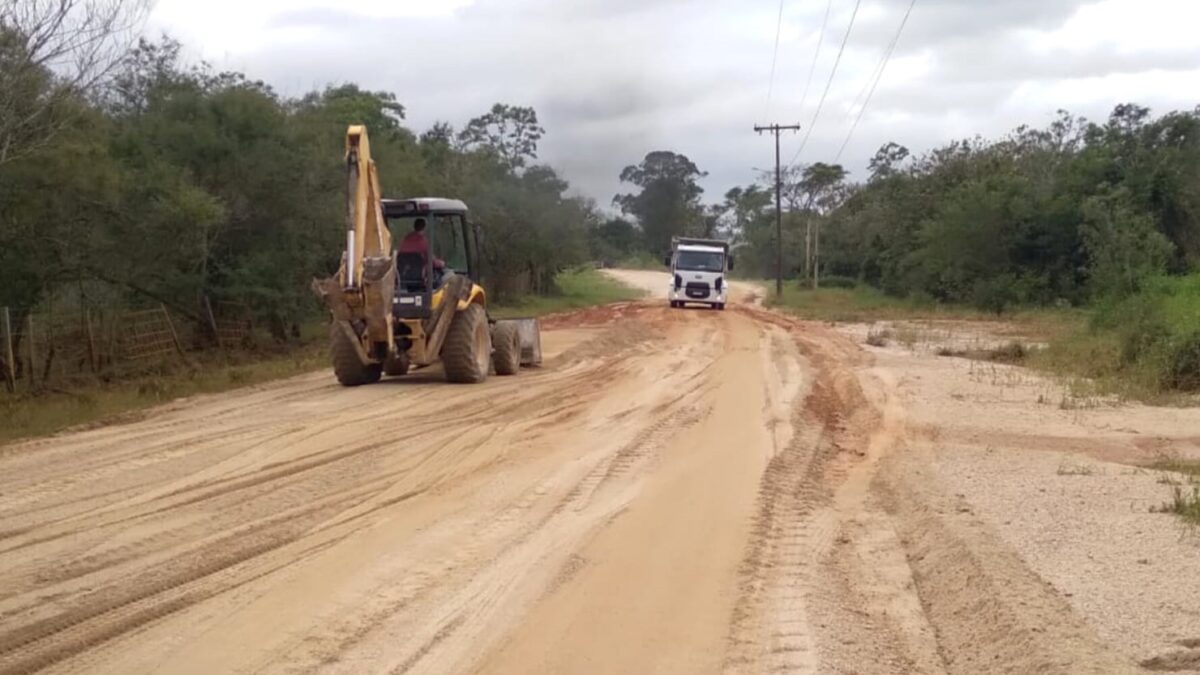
[384, 351, 410, 376]
[442, 303, 491, 383]
[330, 322, 382, 386]
[491, 322, 521, 375]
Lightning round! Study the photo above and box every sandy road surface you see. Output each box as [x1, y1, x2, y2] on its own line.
[2, 269, 1199, 674]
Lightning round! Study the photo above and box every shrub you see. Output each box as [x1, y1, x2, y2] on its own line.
[818, 275, 859, 289]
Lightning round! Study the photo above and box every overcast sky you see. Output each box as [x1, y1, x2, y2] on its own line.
[146, 0, 1200, 207]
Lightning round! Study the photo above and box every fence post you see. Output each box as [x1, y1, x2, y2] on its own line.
[85, 309, 97, 373]
[106, 311, 120, 369]
[203, 296, 222, 350]
[26, 314, 36, 391]
[161, 304, 187, 358]
[2, 308, 13, 393]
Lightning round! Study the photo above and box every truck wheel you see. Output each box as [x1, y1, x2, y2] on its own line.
[384, 351, 410, 376]
[717, 303, 726, 311]
[491, 322, 521, 375]
[330, 323, 382, 386]
[443, 303, 490, 383]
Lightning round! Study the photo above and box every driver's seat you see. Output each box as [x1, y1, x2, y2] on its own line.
[394, 252, 433, 320]
[397, 252, 428, 292]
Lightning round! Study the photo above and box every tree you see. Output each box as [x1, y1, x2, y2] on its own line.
[613, 151, 707, 254]
[590, 218, 640, 262]
[0, 0, 149, 164]
[457, 103, 544, 170]
[1082, 188, 1172, 298]
[720, 185, 774, 276]
[867, 142, 909, 181]
[793, 162, 847, 285]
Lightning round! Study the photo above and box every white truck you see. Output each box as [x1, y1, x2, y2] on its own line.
[663, 237, 734, 310]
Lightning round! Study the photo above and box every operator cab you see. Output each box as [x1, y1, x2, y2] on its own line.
[382, 197, 480, 320]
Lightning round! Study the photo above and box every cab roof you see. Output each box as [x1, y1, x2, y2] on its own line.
[381, 197, 469, 217]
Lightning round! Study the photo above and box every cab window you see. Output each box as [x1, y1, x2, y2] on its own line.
[431, 214, 469, 273]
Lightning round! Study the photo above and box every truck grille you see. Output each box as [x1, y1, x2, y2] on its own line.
[685, 282, 710, 299]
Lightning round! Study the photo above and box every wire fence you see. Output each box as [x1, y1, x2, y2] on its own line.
[1, 296, 262, 394]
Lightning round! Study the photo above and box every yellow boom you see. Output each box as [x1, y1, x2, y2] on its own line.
[342, 125, 391, 289]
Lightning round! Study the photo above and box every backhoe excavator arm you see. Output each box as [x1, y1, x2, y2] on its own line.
[342, 126, 391, 290]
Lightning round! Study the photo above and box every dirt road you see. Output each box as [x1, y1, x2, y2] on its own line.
[2, 269, 1199, 674]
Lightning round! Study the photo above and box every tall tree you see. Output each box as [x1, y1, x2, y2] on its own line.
[457, 103, 544, 170]
[613, 151, 707, 253]
[0, 0, 149, 164]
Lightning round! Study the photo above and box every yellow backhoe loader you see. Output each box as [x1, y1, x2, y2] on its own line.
[312, 125, 541, 385]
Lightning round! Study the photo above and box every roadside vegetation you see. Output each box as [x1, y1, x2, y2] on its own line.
[490, 268, 645, 318]
[0, 341, 327, 446]
[1, 268, 637, 445]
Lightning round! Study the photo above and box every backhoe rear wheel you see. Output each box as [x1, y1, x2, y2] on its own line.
[442, 303, 490, 383]
[491, 322, 521, 375]
[330, 322, 382, 386]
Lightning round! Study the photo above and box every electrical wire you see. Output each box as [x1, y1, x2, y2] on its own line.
[764, 0, 786, 117]
[787, 0, 863, 169]
[834, 0, 916, 162]
[796, 0, 833, 115]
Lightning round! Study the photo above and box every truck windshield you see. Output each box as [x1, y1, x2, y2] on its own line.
[676, 250, 724, 272]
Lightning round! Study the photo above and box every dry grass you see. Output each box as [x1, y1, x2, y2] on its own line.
[1152, 486, 1200, 525]
[1147, 455, 1200, 525]
[865, 327, 892, 347]
[0, 343, 328, 446]
[1056, 461, 1098, 476]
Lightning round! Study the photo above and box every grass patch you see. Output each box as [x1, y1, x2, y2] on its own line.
[1149, 457, 1200, 479]
[1148, 456, 1200, 524]
[616, 251, 665, 271]
[0, 342, 326, 446]
[767, 285, 957, 322]
[766, 284, 1076, 335]
[1031, 275, 1200, 401]
[1056, 460, 1097, 476]
[491, 267, 645, 319]
[865, 327, 892, 347]
[1152, 485, 1200, 524]
[947, 340, 1033, 362]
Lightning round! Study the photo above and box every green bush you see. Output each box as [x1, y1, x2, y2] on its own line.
[1084, 275, 1200, 393]
[816, 275, 859, 289]
[1163, 331, 1200, 392]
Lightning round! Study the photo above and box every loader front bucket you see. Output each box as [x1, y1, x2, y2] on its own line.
[497, 318, 542, 366]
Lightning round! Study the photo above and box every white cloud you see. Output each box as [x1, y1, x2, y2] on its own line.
[143, 0, 1200, 206]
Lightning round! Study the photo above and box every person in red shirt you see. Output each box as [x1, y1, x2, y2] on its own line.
[397, 218, 445, 270]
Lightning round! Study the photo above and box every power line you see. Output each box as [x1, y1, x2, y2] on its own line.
[787, 0, 864, 169]
[835, 0, 916, 162]
[796, 0, 833, 115]
[847, 40, 888, 116]
[764, 0, 786, 117]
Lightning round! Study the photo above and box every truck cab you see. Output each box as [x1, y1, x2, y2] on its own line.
[665, 237, 733, 310]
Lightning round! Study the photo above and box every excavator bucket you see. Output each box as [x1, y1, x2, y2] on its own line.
[497, 318, 542, 366]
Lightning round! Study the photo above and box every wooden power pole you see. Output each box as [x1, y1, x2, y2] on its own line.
[754, 123, 801, 298]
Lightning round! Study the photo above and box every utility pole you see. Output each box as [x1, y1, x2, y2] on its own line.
[754, 123, 801, 298]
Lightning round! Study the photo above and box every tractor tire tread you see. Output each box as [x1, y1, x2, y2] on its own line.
[492, 322, 521, 375]
[330, 323, 382, 386]
[442, 303, 489, 383]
